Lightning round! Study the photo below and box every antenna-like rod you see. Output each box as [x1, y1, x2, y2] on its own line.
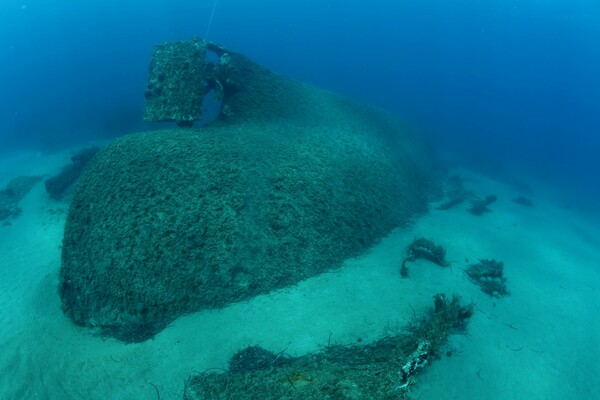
[205, 0, 219, 40]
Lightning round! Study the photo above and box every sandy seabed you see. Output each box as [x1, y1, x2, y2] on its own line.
[0, 149, 599, 400]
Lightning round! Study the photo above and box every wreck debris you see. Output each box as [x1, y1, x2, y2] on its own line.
[228, 345, 291, 373]
[45, 146, 99, 200]
[397, 339, 430, 392]
[401, 237, 449, 277]
[0, 175, 43, 223]
[465, 258, 509, 298]
[468, 194, 497, 215]
[436, 175, 474, 211]
[183, 294, 473, 400]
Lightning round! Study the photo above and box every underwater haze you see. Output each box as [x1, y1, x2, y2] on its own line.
[1, 0, 599, 211]
[2, 1, 600, 399]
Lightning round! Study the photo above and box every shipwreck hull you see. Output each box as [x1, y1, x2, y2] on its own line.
[59, 40, 440, 342]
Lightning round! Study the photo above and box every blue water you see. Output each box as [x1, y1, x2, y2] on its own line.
[1, 0, 599, 210]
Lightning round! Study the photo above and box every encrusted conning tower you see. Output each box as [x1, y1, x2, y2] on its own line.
[143, 39, 288, 127]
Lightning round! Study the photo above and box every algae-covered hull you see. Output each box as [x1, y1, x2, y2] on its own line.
[59, 40, 440, 342]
